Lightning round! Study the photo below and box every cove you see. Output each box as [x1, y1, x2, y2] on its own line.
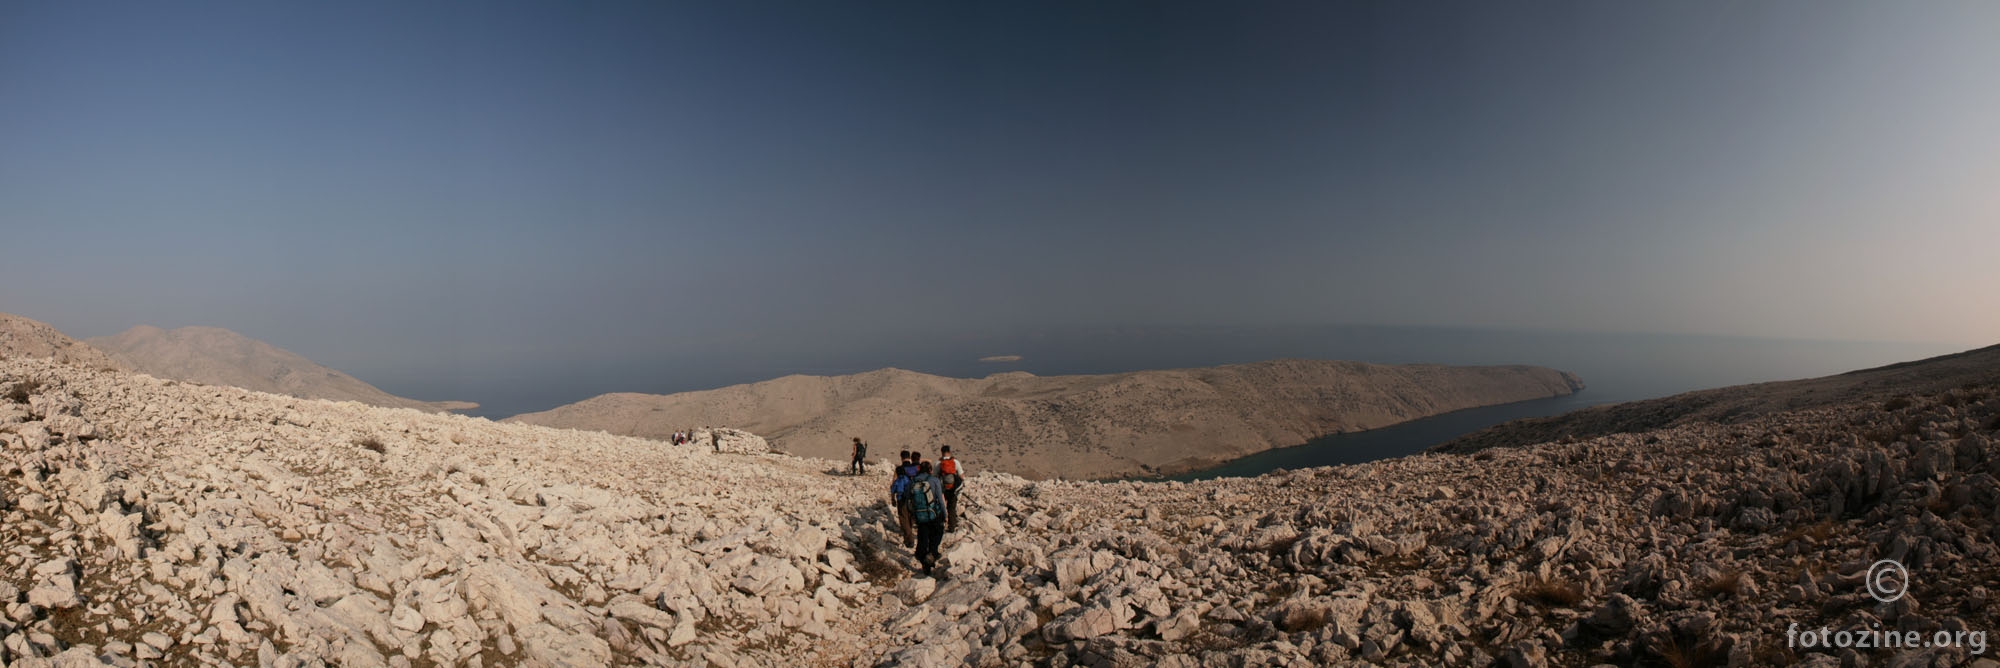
[1165, 391, 1610, 482]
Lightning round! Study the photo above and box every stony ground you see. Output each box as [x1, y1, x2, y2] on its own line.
[3, 357, 1999, 667]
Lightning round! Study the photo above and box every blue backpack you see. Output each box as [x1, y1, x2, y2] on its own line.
[891, 472, 911, 500]
[909, 478, 940, 523]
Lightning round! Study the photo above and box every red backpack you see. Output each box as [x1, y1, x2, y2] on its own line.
[940, 456, 962, 490]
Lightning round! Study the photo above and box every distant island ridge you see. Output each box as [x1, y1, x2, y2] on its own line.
[7, 310, 1960, 480]
[419, 326, 1950, 421]
[83, 323, 476, 413]
[505, 359, 1583, 480]
[5, 311, 1960, 481]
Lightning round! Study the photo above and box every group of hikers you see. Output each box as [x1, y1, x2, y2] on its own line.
[669, 429, 721, 451]
[852, 438, 966, 575]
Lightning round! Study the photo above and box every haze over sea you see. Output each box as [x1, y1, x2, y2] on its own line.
[383, 325, 1952, 433]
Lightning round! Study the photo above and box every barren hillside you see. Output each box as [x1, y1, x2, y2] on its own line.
[87, 325, 474, 413]
[1436, 342, 2000, 455]
[507, 360, 1584, 480]
[0, 314, 121, 370]
[3, 345, 1997, 666]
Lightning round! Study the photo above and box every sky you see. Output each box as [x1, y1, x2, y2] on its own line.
[3, 1, 1998, 405]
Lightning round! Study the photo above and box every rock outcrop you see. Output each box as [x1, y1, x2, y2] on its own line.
[2, 343, 1997, 666]
[508, 360, 1584, 480]
[87, 325, 475, 414]
[0, 313, 121, 370]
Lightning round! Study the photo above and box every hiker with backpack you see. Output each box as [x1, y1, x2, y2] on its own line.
[851, 437, 867, 475]
[908, 459, 948, 575]
[891, 451, 917, 548]
[938, 446, 965, 532]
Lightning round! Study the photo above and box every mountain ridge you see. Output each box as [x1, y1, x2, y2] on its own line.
[1433, 341, 2000, 455]
[85, 323, 475, 413]
[508, 359, 1583, 480]
[0, 313, 124, 370]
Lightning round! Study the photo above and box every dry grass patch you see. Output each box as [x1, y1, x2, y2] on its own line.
[1276, 604, 1330, 633]
[1648, 630, 1732, 668]
[850, 533, 905, 586]
[1776, 520, 1837, 545]
[1514, 573, 1585, 608]
[2, 378, 41, 404]
[1701, 569, 1747, 598]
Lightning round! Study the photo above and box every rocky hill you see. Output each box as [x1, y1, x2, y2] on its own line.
[507, 360, 1583, 480]
[0, 313, 122, 371]
[87, 325, 474, 413]
[1436, 342, 2000, 455]
[2, 345, 1997, 667]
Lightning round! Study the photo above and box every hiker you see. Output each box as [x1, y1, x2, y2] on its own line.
[938, 445, 965, 532]
[891, 451, 917, 547]
[909, 460, 948, 575]
[711, 429, 720, 452]
[851, 437, 867, 475]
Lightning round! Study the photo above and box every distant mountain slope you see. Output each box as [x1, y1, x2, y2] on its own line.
[1434, 341, 2000, 454]
[6, 338, 1999, 666]
[0, 312, 123, 370]
[87, 325, 474, 413]
[508, 359, 1583, 479]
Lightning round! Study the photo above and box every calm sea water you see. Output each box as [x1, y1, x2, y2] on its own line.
[1164, 393, 1602, 481]
[378, 325, 1953, 476]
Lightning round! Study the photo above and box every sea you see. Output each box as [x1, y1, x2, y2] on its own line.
[376, 325, 1955, 479]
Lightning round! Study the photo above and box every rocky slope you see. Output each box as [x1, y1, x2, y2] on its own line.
[0, 314, 122, 371]
[507, 361, 1583, 480]
[1437, 342, 2000, 455]
[87, 325, 474, 414]
[3, 349, 1998, 667]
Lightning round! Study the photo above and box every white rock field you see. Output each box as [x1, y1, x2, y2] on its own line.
[3, 355, 1999, 667]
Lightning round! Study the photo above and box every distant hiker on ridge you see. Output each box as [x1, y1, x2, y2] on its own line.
[851, 437, 867, 475]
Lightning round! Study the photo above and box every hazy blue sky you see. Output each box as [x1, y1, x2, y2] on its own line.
[4, 1, 1998, 395]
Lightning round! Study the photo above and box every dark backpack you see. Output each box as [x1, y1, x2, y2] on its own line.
[856, 442, 867, 459]
[909, 478, 940, 523]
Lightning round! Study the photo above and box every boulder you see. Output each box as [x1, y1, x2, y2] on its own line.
[1044, 606, 1118, 643]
